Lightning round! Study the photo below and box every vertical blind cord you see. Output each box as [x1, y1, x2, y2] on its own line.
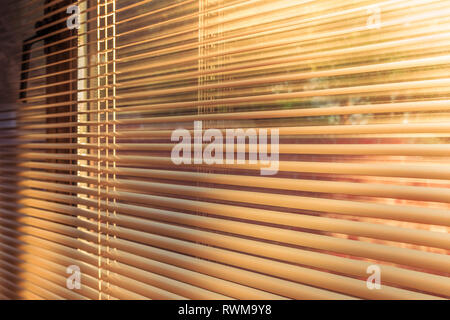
[94, 0, 117, 300]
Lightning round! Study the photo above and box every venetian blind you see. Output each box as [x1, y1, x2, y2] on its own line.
[0, 0, 449, 300]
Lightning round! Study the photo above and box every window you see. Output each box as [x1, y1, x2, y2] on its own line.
[0, 0, 449, 300]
